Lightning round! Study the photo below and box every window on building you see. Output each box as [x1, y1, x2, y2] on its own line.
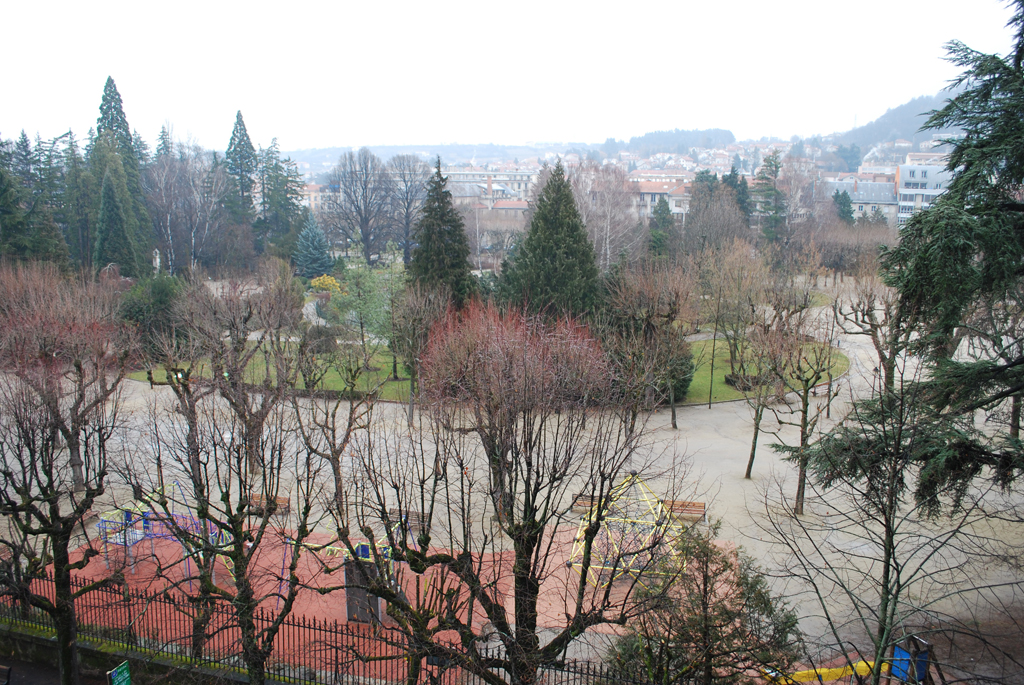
[909, 170, 916, 178]
[921, 171, 927, 178]
[871, 205, 877, 211]
[905, 182, 912, 188]
[859, 205, 864, 212]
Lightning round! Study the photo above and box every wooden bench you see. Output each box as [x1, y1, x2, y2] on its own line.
[250, 495, 290, 517]
[388, 509, 430, 537]
[571, 493, 601, 514]
[664, 500, 706, 522]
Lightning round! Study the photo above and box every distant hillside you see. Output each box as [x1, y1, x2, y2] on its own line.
[624, 128, 736, 157]
[835, 90, 963, 150]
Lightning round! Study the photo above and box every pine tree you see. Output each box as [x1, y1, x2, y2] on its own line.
[30, 207, 70, 269]
[225, 111, 257, 221]
[754, 150, 786, 242]
[97, 77, 133, 153]
[499, 160, 598, 316]
[650, 195, 674, 256]
[64, 134, 96, 269]
[13, 131, 34, 189]
[722, 165, 751, 220]
[132, 129, 150, 168]
[833, 189, 855, 224]
[94, 168, 139, 277]
[0, 147, 29, 257]
[156, 125, 174, 159]
[408, 159, 476, 307]
[254, 139, 304, 254]
[95, 77, 151, 253]
[293, 214, 335, 279]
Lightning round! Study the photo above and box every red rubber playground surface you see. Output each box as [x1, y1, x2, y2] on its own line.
[72, 520, 636, 634]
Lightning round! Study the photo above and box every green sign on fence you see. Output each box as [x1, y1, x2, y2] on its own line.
[107, 660, 130, 685]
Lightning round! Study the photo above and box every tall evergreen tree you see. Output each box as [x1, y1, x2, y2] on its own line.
[132, 129, 150, 168]
[97, 77, 134, 153]
[254, 139, 304, 254]
[13, 131, 35, 189]
[225, 111, 257, 221]
[95, 77, 151, 253]
[722, 165, 751, 220]
[94, 168, 140, 277]
[64, 134, 97, 269]
[832, 189, 855, 224]
[0, 140, 29, 257]
[650, 195, 674, 256]
[156, 125, 174, 159]
[293, 213, 335, 279]
[408, 159, 475, 307]
[881, 2, 1024, 499]
[499, 160, 598, 316]
[30, 206, 70, 269]
[754, 150, 786, 242]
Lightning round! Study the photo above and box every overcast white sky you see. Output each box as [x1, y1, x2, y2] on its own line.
[2, 0, 1017, 152]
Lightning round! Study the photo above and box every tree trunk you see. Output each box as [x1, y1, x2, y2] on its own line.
[794, 385, 811, 515]
[407, 372, 416, 428]
[52, 543, 81, 685]
[670, 384, 677, 430]
[1012, 393, 1021, 440]
[236, 575, 267, 685]
[745, 402, 765, 479]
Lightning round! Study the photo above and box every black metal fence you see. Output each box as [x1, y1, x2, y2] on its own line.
[0, 576, 650, 685]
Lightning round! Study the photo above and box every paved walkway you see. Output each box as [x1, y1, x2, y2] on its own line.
[0, 657, 105, 685]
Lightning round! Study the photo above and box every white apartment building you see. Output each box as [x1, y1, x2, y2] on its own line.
[895, 161, 951, 225]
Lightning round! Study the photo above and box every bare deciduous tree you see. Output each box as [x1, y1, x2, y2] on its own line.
[323, 303, 687, 685]
[322, 148, 394, 264]
[682, 184, 748, 254]
[144, 139, 229, 274]
[0, 263, 135, 685]
[128, 261, 330, 685]
[389, 154, 430, 266]
[570, 160, 642, 271]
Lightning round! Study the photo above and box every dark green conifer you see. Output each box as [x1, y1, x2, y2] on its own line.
[499, 160, 598, 316]
[94, 168, 140, 277]
[409, 159, 475, 307]
[0, 154, 29, 257]
[156, 125, 174, 158]
[95, 77, 151, 251]
[722, 165, 751, 220]
[13, 131, 34, 189]
[650, 195, 674, 256]
[64, 134, 96, 269]
[97, 77, 133, 152]
[293, 214, 335, 279]
[30, 207, 70, 269]
[225, 111, 257, 221]
[833, 189, 855, 224]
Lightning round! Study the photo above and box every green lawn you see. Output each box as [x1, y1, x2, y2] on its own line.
[682, 338, 849, 405]
[131, 339, 849, 407]
[130, 349, 414, 402]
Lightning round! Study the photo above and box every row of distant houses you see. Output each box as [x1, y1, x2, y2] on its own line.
[299, 151, 950, 229]
[818, 152, 951, 225]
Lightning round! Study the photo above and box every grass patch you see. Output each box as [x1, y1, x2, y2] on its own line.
[682, 338, 849, 405]
[130, 338, 849, 408]
[129, 349, 414, 403]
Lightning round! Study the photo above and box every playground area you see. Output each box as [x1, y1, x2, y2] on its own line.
[81, 474, 700, 633]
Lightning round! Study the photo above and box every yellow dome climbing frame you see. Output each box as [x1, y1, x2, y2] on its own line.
[567, 474, 688, 588]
